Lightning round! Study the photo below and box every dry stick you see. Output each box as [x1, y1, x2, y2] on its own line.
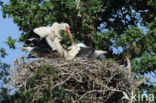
[54, 63, 70, 68]
[73, 72, 83, 83]
[105, 72, 119, 86]
[126, 56, 131, 73]
[125, 55, 134, 103]
[77, 0, 82, 17]
[136, 77, 147, 88]
[125, 56, 147, 103]
[103, 91, 115, 102]
[79, 89, 122, 100]
[64, 89, 80, 98]
[54, 68, 77, 88]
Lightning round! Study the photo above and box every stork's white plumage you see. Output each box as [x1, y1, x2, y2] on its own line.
[52, 38, 80, 60]
[22, 46, 58, 58]
[22, 35, 57, 58]
[52, 38, 107, 60]
[22, 22, 74, 58]
[33, 27, 52, 38]
[67, 43, 107, 59]
[46, 38, 57, 51]
[22, 46, 34, 52]
[33, 22, 73, 43]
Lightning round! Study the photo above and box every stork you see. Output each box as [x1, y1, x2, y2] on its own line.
[22, 22, 74, 58]
[33, 22, 74, 43]
[52, 38, 107, 60]
[30, 22, 73, 51]
[68, 43, 107, 59]
[52, 37, 80, 60]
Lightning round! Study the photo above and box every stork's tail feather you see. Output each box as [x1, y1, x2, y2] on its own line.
[21, 47, 34, 52]
[94, 50, 108, 58]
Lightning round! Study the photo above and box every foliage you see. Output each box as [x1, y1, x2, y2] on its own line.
[1, 0, 156, 102]
[0, 48, 10, 102]
[0, 1, 11, 99]
[4, 36, 16, 49]
[0, 0, 3, 9]
[0, 48, 7, 58]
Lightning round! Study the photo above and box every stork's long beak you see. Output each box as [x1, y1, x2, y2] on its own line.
[65, 28, 75, 44]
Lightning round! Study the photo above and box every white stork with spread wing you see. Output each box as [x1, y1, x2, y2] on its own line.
[33, 22, 74, 43]
[22, 22, 74, 58]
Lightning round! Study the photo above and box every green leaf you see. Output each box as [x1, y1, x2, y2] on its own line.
[4, 36, 16, 49]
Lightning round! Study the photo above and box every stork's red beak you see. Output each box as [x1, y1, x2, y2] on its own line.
[65, 28, 74, 44]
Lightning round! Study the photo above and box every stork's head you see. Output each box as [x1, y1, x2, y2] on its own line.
[52, 22, 75, 44]
[61, 23, 75, 44]
[61, 23, 70, 30]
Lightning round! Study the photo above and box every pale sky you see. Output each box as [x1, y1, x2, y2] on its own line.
[0, 4, 25, 66]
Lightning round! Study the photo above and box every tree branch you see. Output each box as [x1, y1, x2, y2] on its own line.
[76, 0, 82, 17]
[126, 56, 131, 73]
[136, 77, 147, 88]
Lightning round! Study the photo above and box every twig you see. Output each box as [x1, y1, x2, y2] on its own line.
[76, 0, 82, 17]
[126, 56, 131, 73]
[80, 89, 122, 99]
[54, 68, 77, 88]
[136, 77, 147, 88]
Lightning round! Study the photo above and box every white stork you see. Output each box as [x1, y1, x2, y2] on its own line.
[22, 22, 74, 58]
[52, 37, 80, 60]
[52, 38, 107, 60]
[68, 43, 107, 59]
[33, 22, 74, 43]
[32, 22, 74, 51]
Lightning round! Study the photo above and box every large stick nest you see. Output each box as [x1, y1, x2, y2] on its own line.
[11, 58, 133, 103]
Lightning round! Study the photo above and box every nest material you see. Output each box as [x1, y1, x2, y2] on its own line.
[11, 58, 133, 103]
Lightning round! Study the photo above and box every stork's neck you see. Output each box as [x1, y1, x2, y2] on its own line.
[49, 27, 61, 40]
[53, 38, 65, 56]
[53, 38, 80, 60]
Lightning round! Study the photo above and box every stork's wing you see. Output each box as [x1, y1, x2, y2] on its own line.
[27, 47, 54, 58]
[46, 38, 57, 51]
[76, 47, 95, 58]
[77, 43, 89, 48]
[33, 27, 51, 38]
[32, 47, 52, 54]
[25, 37, 52, 50]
